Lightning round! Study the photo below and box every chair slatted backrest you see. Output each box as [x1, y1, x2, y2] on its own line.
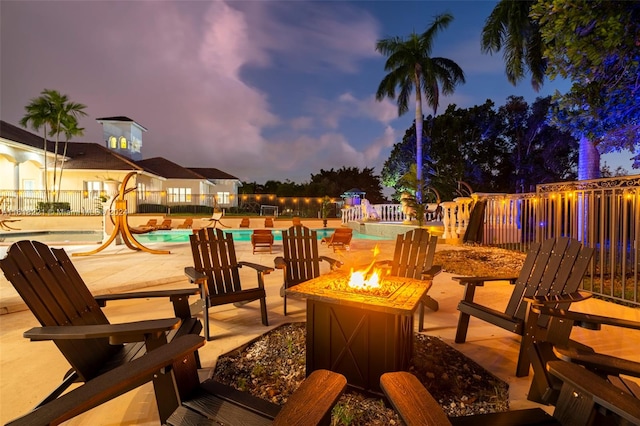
[281, 225, 321, 286]
[189, 228, 243, 295]
[389, 229, 438, 279]
[0, 240, 120, 380]
[511, 237, 591, 322]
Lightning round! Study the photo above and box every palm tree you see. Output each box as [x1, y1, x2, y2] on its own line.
[481, 0, 546, 91]
[482, 1, 600, 180]
[376, 13, 465, 202]
[20, 95, 54, 201]
[20, 89, 87, 204]
[43, 89, 87, 199]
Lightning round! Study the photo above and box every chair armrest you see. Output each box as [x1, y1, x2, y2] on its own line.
[5, 335, 205, 426]
[273, 369, 347, 425]
[184, 266, 207, 284]
[238, 261, 274, 274]
[555, 346, 640, 378]
[525, 291, 592, 307]
[274, 256, 286, 269]
[95, 288, 200, 305]
[532, 306, 640, 331]
[380, 371, 452, 426]
[548, 360, 640, 425]
[421, 265, 442, 280]
[319, 256, 343, 269]
[23, 318, 181, 344]
[452, 276, 518, 286]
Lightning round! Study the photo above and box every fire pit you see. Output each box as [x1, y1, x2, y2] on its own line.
[286, 270, 432, 391]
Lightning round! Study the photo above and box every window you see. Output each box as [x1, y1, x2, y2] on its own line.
[167, 187, 191, 203]
[22, 179, 35, 191]
[119, 136, 127, 149]
[109, 136, 117, 149]
[217, 192, 230, 205]
[137, 183, 146, 200]
[83, 181, 102, 199]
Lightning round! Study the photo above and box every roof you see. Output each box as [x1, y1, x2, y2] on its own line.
[188, 167, 239, 180]
[63, 143, 143, 171]
[1, 120, 54, 150]
[344, 188, 366, 194]
[137, 157, 206, 179]
[1, 120, 236, 179]
[95, 116, 147, 131]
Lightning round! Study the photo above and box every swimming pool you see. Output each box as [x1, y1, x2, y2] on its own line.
[135, 228, 390, 243]
[0, 228, 392, 244]
[0, 230, 103, 243]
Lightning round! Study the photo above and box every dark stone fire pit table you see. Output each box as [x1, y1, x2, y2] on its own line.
[286, 270, 432, 392]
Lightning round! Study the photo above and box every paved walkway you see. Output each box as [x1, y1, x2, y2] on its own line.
[1, 236, 638, 425]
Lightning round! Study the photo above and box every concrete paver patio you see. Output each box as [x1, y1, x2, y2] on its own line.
[1, 232, 638, 425]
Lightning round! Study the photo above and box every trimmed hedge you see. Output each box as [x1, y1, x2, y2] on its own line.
[37, 202, 71, 213]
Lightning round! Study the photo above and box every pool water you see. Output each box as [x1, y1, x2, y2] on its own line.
[0, 230, 103, 243]
[136, 228, 389, 243]
[0, 228, 391, 244]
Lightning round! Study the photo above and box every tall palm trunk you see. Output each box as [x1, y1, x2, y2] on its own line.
[578, 135, 600, 180]
[414, 72, 423, 203]
[42, 125, 49, 203]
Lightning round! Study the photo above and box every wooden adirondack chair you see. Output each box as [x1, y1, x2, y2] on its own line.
[381, 369, 640, 426]
[264, 217, 274, 228]
[374, 228, 442, 332]
[527, 302, 640, 409]
[0, 240, 202, 409]
[239, 217, 251, 228]
[186, 228, 271, 340]
[454, 237, 595, 377]
[274, 225, 342, 315]
[252, 229, 274, 253]
[6, 334, 348, 426]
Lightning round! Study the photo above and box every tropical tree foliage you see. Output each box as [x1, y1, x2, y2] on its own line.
[530, 0, 640, 170]
[382, 96, 578, 198]
[481, 0, 545, 90]
[482, 0, 639, 178]
[242, 167, 385, 203]
[20, 89, 87, 202]
[376, 13, 465, 202]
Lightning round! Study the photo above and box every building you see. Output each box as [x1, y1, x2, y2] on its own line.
[0, 118, 240, 212]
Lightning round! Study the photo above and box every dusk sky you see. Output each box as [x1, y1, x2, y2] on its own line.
[1, 0, 634, 184]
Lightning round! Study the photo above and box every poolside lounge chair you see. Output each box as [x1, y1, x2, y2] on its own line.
[275, 225, 342, 315]
[320, 227, 353, 252]
[454, 237, 595, 377]
[0, 240, 202, 410]
[239, 217, 250, 228]
[264, 217, 274, 228]
[157, 219, 173, 230]
[206, 211, 229, 229]
[292, 216, 302, 226]
[251, 229, 274, 254]
[176, 218, 193, 229]
[0, 212, 21, 231]
[5, 334, 347, 426]
[0, 197, 21, 230]
[186, 228, 271, 340]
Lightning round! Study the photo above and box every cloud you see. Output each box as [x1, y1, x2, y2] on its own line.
[234, 1, 380, 73]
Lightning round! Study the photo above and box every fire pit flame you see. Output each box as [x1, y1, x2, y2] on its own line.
[348, 244, 383, 289]
[348, 268, 381, 289]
